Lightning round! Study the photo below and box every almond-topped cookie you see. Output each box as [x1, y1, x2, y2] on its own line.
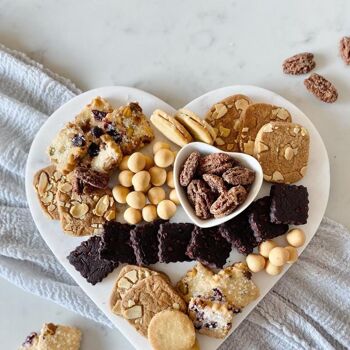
[205, 94, 251, 152]
[238, 103, 292, 155]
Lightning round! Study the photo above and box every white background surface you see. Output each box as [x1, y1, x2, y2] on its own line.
[0, 1, 349, 349]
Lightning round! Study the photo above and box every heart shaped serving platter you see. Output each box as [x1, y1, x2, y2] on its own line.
[25, 85, 330, 350]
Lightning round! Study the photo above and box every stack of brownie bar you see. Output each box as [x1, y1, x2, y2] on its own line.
[67, 184, 309, 285]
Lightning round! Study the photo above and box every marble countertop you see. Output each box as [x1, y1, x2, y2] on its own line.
[0, 0, 349, 349]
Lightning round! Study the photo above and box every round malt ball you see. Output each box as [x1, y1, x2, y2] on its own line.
[148, 187, 166, 205]
[265, 261, 283, 276]
[144, 155, 154, 170]
[169, 189, 180, 205]
[154, 149, 175, 168]
[118, 170, 134, 187]
[142, 204, 158, 222]
[285, 246, 298, 263]
[119, 155, 130, 170]
[128, 152, 146, 173]
[153, 141, 171, 154]
[126, 191, 147, 209]
[246, 254, 266, 273]
[149, 166, 167, 186]
[124, 207, 142, 225]
[112, 185, 130, 204]
[157, 199, 177, 220]
[258, 240, 277, 258]
[132, 170, 151, 192]
[286, 228, 306, 248]
[269, 247, 290, 267]
[166, 171, 175, 188]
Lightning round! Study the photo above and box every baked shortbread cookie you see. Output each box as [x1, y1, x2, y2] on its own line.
[150, 109, 192, 147]
[238, 103, 292, 155]
[188, 297, 234, 338]
[148, 310, 196, 350]
[121, 275, 187, 336]
[37, 323, 81, 350]
[205, 94, 251, 152]
[254, 121, 310, 183]
[175, 108, 217, 144]
[56, 173, 116, 236]
[48, 122, 87, 174]
[33, 165, 66, 220]
[110, 265, 169, 315]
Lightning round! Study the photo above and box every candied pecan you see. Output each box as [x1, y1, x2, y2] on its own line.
[282, 52, 315, 75]
[222, 166, 255, 186]
[340, 36, 350, 65]
[304, 73, 338, 103]
[198, 153, 235, 176]
[75, 166, 109, 189]
[202, 174, 226, 194]
[210, 185, 247, 218]
[180, 151, 200, 186]
[187, 179, 214, 219]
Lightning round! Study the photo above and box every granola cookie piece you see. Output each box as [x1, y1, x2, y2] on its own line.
[282, 52, 316, 75]
[202, 174, 227, 194]
[56, 172, 116, 236]
[339, 36, 350, 65]
[304, 73, 338, 103]
[104, 102, 154, 154]
[222, 166, 255, 186]
[179, 151, 200, 186]
[48, 122, 88, 174]
[187, 179, 214, 219]
[33, 165, 66, 220]
[198, 153, 235, 176]
[205, 94, 252, 151]
[238, 103, 292, 155]
[210, 185, 247, 218]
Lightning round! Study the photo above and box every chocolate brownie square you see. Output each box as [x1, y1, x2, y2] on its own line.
[219, 211, 258, 255]
[248, 196, 289, 243]
[67, 235, 117, 285]
[186, 226, 231, 268]
[99, 221, 136, 264]
[130, 220, 165, 266]
[158, 222, 194, 263]
[270, 184, 309, 225]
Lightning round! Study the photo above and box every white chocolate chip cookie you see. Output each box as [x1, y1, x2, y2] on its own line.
[254, 121, 310, 184]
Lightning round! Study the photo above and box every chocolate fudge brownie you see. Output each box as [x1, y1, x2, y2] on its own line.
[130, 220, 165, 266]
[186, 226, 231, 268]
[99, 221, 136, 264]
[158, 222, 194, 263]
[248, 196, 289, 243]
[270, 184, 309, 225]
[219, 211, 258, 255]
[67, 235, 117, 285]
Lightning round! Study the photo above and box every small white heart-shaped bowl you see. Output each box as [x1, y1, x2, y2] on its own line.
[174, 142, 264, 228]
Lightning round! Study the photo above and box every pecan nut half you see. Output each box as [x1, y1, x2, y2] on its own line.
[210, 185, 247, 218]
[283, 52, 315, 75]
[202, 174, 227, 194]
[304, 73, 338, 103]
[222, 166, 255, 186]
[187, 179, 214, 219]
[340, 36, 350, 65]
[180, 151, 200, 186]
[198, 153, 235, 175]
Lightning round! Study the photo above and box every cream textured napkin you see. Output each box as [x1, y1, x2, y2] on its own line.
[0, 44, 349, 350]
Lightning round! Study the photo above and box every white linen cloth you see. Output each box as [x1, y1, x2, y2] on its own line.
[0, 44, 349, 350]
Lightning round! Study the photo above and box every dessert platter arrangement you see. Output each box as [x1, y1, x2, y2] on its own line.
[25, 50, 334, 350]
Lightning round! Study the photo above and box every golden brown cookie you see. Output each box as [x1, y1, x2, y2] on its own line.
[56, 173, 116, 236]
[205, 94, 251, 151]
[254, 121, 310, 183]
[110, 265, 170, 315]
[121, 275, 187, 336]
[33, 165, 66, 220]
[238, 103, 292, 155]
[148, 310, 196, 350]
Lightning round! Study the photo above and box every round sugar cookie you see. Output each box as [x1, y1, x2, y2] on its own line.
[254, 121, 310, 184]
[148, 310, 195, 350]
